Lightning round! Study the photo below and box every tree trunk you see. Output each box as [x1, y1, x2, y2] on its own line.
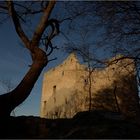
[113, 85, 120, 112]
[0, 48, 47, 117]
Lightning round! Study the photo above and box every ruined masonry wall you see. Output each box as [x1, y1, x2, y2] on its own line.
[40, 53, 85, 117]
[40, 53, 139, 118]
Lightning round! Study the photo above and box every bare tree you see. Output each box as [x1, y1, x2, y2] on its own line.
[63, 1, 140, 119]
[0, 1, 59, 117]
[62, 1, 140, 66]
[94, 1, 140, 117]
[65, 1, 140, 60]
[64, 28, 105, 111]
[0, 1, 88, 117]
[0, 1, 140, 119]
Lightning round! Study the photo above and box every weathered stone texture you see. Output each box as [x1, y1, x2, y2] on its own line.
[40, 53, 139, 118]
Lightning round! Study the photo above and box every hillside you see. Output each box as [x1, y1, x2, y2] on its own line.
[0, 110, 140, 139]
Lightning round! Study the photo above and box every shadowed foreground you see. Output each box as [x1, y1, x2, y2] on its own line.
[0, 110, 140, 139]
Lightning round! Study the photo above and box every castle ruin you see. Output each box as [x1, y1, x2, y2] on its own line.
[40, 53, 139, 118]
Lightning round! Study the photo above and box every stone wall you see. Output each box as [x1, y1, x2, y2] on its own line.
[40, 53, 139, 118]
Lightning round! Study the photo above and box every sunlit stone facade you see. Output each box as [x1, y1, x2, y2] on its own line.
[40, 53, 139, 118]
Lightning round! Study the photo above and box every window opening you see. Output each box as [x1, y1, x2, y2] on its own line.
[62, 71, 64, 76]
[53, 85, 56, 95]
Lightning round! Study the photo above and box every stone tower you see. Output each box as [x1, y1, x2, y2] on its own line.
[40, 53, 139, 118]
[40, 53, 86, 118]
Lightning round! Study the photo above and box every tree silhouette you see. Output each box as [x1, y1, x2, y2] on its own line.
[63, 1, 140, 119]
[64, 29, 105, 111]
[0, 1, 59, 117]
[0, 1, 140, 119]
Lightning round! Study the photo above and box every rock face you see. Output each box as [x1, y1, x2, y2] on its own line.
[41, 53, 139, 118]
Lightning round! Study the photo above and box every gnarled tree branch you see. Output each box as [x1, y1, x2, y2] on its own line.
[31, 1, 56, 47]
[6, 1, 31, 50]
